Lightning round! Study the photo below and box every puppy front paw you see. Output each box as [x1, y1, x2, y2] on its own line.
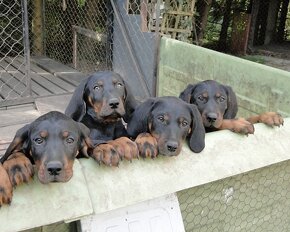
[257, 112, 284, 127]
[135, 133, 158, 159]
[231, 118, 255, 135]
[0, 163, 13, 206]
[221, 118, 254, 135]
[108, 137, 139, 162]
[3, 152, 34, 187]
[91, 144, 120, 167]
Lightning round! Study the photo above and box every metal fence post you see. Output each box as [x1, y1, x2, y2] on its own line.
[73, 26, 78, 69]
[21, 0, 31, 97]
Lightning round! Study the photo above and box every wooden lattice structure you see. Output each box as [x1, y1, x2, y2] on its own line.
[143, 0, 196, 41]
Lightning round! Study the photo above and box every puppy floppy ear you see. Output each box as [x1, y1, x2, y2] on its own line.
[77, 122, 93, 158]
[127, 98, 156, 138]
[123, 80, 140, 122]
[179, 84, 197, 103]
[223, 85, 238, 119]
[0, 124, 31, 164]
[65, 77, 89, 122]
[188, 104, 205, 153]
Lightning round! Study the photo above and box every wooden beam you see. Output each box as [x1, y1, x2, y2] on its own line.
[32, 0, 43, 55]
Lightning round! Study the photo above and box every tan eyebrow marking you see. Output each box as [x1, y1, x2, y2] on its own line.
[62, 131, 69, 138]
[40, 130, 48, 138]
[216, 92, 221, 97]
[97, 81, 103, 86]
[164, 114, 170, 121]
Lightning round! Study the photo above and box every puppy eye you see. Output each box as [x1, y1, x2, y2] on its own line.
[197, 95, 205, 102]
[181, 121, 189, 127]
[94, 85, 101, 90]
[66, 138, 74, 144]
[34, 138, 43, 144]
[219, 96, 226, 102]
[157, 115, 165, 122]
[116, 82, 123, 88]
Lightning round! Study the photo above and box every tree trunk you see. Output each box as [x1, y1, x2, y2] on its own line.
[264, 0, 281, 44]
[277, 0, 290, 42]
[247, 0, 260, 50]
[246, 0, 253, 13]
[255, 0, 270, 45]
[195, 0, 213, 45]
[218, 0, 233, 51]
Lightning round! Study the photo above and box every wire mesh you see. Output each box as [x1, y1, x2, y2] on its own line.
[177, 159, 290, 232]
[23, 221, 77, 232]
[37, 0, 109, 73]
[74, 32, 109, 72]
[0, 0, 31, 106]
[35, 0, 159, 97]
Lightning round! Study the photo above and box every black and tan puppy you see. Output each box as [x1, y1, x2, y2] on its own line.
[127, 96, 205, 158]
[179, 80, 283, 134]
[0, 111, 92, 206]
[65, 71, 139, 166]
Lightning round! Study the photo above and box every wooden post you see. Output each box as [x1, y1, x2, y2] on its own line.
[32, 0, 43, 55]
[172, 3, 183, 39]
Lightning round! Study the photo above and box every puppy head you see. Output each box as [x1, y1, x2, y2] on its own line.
[1, 111, 92, 184]
[179, 80, 238, 129]
[84, 71, 126, 123]
[127, 97, 205, 156]
[65, 71, 138, 124]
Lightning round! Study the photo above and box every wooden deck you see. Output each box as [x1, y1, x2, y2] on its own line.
[0, 56, 87, 106]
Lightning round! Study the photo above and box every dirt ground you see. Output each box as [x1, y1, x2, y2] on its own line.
[252, 42, 290, 72]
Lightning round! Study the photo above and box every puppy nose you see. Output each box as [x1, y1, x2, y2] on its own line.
[47, 161, 63, 176]
[167, 141, 178, 152]
[109, 98, 120, 109]
[207, 113, 218, 123]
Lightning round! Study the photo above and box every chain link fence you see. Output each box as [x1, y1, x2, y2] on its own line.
[41, 0, 111, 73]
[23, 221, 77, 232]
[0, 0, 31, 107]
[30, 0, 160, 97]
